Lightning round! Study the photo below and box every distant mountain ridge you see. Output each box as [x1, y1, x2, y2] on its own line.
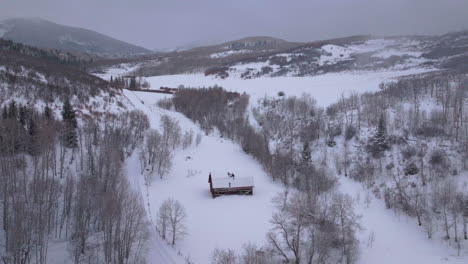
[98, 35, 305, 76]
[89, 30, 468, 78]
[0, 18, 151, 58]
[191, 36, 300, 52]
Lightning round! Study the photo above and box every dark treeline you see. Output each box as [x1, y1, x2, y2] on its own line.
[166, 87, 359, 264]
[109, 76, 150, 90]
[0, 39, 92, 68]
[0, 100, 150, 264]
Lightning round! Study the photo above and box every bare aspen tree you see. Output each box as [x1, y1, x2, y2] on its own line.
[169, 199, 187, 246]
[196, 133, 203, 146]
[139, 129, 163, 182]
[332, 193, 360, 264]
[268, 192, 307, 264]
[157, 198, 187, 245]
[157, 199, 171, 240]
[182, 130, 194, 149]
[211, 248, 237, 264]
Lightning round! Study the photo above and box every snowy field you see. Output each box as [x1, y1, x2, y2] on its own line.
[144, 68, 434, 107]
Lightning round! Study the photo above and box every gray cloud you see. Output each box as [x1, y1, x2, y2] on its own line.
[1, 0, 468, 49]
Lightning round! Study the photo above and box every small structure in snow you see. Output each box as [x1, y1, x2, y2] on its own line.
[160, 86, 178, 93]
[208, 173, 254, 198]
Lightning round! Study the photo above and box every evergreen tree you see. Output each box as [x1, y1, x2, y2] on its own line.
[61, 98, 78, 148]
[295, 141, 315, 193]
[369, 113, 389, 157]
[18, 105, 26, 126]
[1, 105, 7, 119]
[27, 118, 38, 155]
[301, 141, 312, 164]
[62, 98, 77, 128]
[129, 76, 137, 89]
[44, 104, 53, 120]
[375, 113, 388, 149]
[8, 100, 17, 119]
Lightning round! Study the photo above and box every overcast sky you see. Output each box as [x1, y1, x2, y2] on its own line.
[1, 0, 468, 50]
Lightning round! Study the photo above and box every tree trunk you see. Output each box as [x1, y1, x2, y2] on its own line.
[443, 207, 450, 239]
[463, 218, 467, 240]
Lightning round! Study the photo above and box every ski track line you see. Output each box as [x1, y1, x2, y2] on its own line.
[124, 90, 187, 264]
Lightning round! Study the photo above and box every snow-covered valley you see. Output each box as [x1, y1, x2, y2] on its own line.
[119, 78, 468, 263]
[2, 24, 468, 264]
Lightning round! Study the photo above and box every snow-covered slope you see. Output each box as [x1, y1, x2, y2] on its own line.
[123, 90, 283, 263]
[215, 37, 434, 79]
[120, 87, 468, 264]
[339, 176, 466, 264]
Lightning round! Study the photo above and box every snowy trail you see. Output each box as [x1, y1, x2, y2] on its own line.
[126, 152, 185, 264]
[338, 176, 467, 264]
[123, 90, 187, 264]
[147, 230, 183, 264]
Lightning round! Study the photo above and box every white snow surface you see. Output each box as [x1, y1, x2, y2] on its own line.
[210, 49, 252, 58]
[144, 68, 435, 107]
[372, 49, 423, 59]
[211, 176, 254, 188]
[319, 44, 354, 65]
[347, 38, 399, 54]
[339, 38, 424, 59]
[146, 135, 282, 263]
[95, 63, 141, 79]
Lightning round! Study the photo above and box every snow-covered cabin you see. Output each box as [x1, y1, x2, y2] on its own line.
[208, 173, 254, 198]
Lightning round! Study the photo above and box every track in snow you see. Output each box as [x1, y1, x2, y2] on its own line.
[124, 90, 187, 264]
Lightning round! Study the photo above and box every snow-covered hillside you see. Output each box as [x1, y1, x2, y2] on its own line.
[213, 37, 433, 79]
[338, 176, 466, 264]
[118, 86, 468, 263]
[210, 49, 252, 59]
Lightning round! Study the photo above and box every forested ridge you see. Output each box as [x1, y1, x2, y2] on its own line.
[0, 39, 112, 104]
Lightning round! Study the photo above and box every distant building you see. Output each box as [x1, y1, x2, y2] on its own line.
[208, 173, 254, 198]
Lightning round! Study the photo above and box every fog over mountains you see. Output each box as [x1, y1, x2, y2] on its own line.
[0, 17, 150, 57]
